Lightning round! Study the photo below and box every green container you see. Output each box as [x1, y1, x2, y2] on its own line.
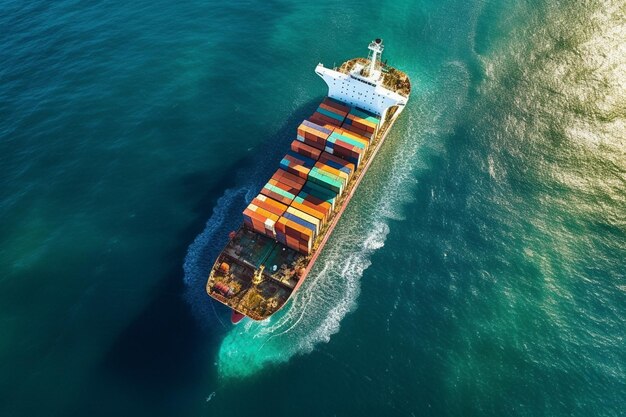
[308, 169, 343, 195]
[329, 132, 366, 150]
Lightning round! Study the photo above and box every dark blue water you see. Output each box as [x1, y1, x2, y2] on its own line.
[1, 1, 624, 416]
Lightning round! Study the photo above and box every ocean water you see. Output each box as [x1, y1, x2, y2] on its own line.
[1, 0, 624, 416]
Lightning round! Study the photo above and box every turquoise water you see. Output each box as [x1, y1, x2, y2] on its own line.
[1, 1, 625, 416]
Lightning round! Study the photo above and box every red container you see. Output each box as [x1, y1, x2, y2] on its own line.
[282, 155, 311, 179]
[310, 112, 341, 127]
[318, 151, 356, 174]
[269, 178, 302, 197]
[319, 102, 348, 119]
[298, 194, 332, 218]
[322, 97, 350, 114]
[271, 172, 304, 193]
[273, 168, 306, 186]
[340, 122, 374, 140]
[260, 187, 292, 205]
[297, 122, 331, 150]
[291, 140, 322, 160]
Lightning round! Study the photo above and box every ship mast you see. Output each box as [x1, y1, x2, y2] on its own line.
[367, 38, 384, 79]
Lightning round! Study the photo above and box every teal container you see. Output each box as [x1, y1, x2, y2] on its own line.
[308, 168, 343, 194]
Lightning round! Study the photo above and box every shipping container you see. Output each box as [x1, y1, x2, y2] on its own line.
[309, 111, 342, 128]
[253, 194, 288, 217]
[319, 102, 349, 120]
[294, 193, 332, 218]
[302, 181, 338, 207]
[291, 140, 322, 161]
[329, 131, 367, 150]
[243, 206, 278, 238]
[308, 167, 344, 195]
[283, 212, 317, 237]
[318, 152, 355, 176]
[324, 135, 363, 167]
[289, 199, 326, 224]
[340, 122, 374, 140]
[280, 157, 311, 179]
[333, 127, 371, 145]
[297, 120, 332, 150]
[272, 168, 306, 187]
[343, 107, 380, 134]
[261, 182, 296, 205]
[270, 172, 305, 195]
[322, 97, 351, 114]
[286, 206, 321, 234]
[314, 161, 349, 183]
[280, 150, 316, 180]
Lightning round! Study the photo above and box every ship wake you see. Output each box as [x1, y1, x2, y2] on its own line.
[216, 113, 435, 378]
[186, 59, 471, 378]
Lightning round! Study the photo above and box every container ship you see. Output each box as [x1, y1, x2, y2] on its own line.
[206, 39, 411, 323]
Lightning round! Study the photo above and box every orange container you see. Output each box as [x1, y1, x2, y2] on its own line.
[314, 161, 349, 183]
[260, 187, 292, 205]
[270, 174, 302, 193]
[340, 122, 374, 140]
[253, 194, 287, 217]
[269, 177, 302, 196]
[273, 169, 306, 187]
[277, 169, 306, 185]
[345, 114, 376, 133]
[290, 199, 325, 223]
[297, 195, 332, 217]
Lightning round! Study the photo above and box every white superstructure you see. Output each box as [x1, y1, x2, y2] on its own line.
[315, 39, 408, 125]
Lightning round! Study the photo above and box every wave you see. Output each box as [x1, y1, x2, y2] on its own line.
[182, 187, 251, 327]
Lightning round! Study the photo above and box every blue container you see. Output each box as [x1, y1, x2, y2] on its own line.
[320, 159, 350, 175]
[283, 212, 317, 237]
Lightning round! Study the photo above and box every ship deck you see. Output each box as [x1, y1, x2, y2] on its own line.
[207, 229, 307, 320]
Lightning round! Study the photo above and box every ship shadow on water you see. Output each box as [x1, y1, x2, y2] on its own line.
[72, 98, 324, 416]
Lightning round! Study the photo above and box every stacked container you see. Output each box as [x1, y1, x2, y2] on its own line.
[333, 127, 371, 146]
[310, 98, 350, 128]
[342, 107, 380, 136]
[290, 139, 321, 160]
[319, 151, 356, 178]
[279, 150, 316, 180]
[242, 194, 286, 239]
[276, 216, 314, 254]
[308, 165, 344, 195]
[302, 181, 338, 209]
[241, 97, 384, 255]
[340, 122, 374, 141]
[296, 120, 332, 150]
[325, 130, 366, 167]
